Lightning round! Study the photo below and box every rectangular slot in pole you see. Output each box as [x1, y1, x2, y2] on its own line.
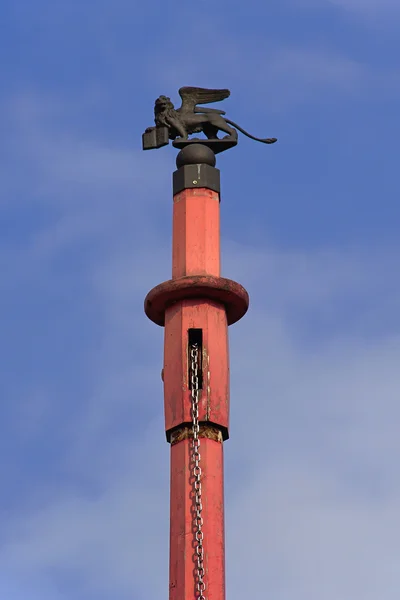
[188, 328, 203, 389]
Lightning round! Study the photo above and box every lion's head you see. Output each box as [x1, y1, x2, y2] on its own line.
[153, 95, 180, 133]
[154, 95, 174, 114]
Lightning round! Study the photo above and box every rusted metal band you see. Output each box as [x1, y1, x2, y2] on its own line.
[170, 424, 223, 446]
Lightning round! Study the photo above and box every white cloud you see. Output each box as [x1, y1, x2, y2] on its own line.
[153, 40, 399, 116]
[295, 0, 400, 18]
[3, 284, 400, 599]
[2, 91, 400, 600]
[327, 0, 399, 12]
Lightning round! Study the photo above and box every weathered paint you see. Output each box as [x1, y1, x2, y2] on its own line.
[169, 438, 225, 600]
[172, 188, 221, 278]
[163, 298, 230, 439]
[144, 184, 248, 600]
[167, 187, 228, 600]
[144, 274, 249, 327]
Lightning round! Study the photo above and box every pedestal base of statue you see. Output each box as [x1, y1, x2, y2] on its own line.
[172, 137, 238, 154]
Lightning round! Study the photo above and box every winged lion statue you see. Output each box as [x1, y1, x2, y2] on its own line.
[143, 87, 277, 152]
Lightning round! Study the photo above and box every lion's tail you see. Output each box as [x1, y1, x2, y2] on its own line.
[225, 119, 277, 144]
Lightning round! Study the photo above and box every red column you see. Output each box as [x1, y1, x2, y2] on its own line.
[145, 147, 248, 600]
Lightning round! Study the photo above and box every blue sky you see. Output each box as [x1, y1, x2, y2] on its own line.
[1, 1, 400, 598]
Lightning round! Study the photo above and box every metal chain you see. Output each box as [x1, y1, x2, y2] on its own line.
[190, 343, 206, 600]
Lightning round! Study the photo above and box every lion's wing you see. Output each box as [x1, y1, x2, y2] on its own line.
[178, 87, 230, 112]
